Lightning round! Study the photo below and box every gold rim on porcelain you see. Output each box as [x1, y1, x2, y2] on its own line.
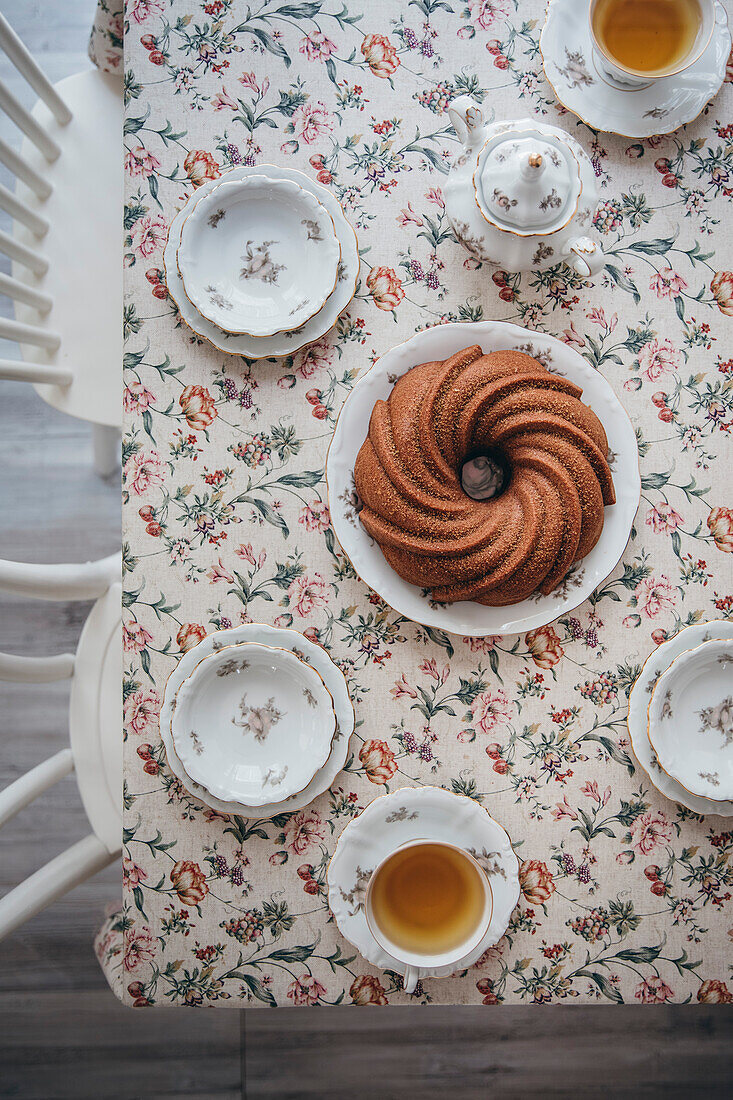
[175, 174, 342, 338]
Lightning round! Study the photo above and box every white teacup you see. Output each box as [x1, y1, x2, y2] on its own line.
[589, 0, 717, 89]
[364, 839, 493, 994]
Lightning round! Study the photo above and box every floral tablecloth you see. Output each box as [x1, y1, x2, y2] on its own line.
[97, 0, 733, 1008]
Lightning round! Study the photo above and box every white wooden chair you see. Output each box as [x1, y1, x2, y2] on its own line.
[0, 552, 122, 941]
[0, 13, 122, 475]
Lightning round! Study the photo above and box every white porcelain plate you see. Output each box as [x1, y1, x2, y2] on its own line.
[628, 620, 733, 817]
[163, 165, 359, 359]
[540, 0, 730, 138]
[171, 641, 336, 807]
[326, 320, 640, 637]
[177, 175, 340, 337]
[648, 639, 733, 802]
[160, 624, 355, 818]
[328, 786, 520, 985]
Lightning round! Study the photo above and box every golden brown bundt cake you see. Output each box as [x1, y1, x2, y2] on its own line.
[354, 344, 616, 605]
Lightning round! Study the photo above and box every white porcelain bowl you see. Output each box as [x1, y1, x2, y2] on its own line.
[171, 641, 337, 806]
[648, 639, 733, 801]
[177, 175, 340, 337]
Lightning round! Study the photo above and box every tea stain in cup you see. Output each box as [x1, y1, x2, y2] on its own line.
[369, 842, 486, 955]
[592, 0, 702, 75]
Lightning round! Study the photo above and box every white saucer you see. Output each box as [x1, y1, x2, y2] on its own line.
[326, 320, 640, 637]
[540, 0, 731, 138]
[177, 175, 340, 336]
[648, 639, 733, 803]
[628, 621, 733, 817]
[160, 624, 354, 818]
[171, 642, 336, 806]
[163, 165, 358, 359]
[327, 786, 519, 986]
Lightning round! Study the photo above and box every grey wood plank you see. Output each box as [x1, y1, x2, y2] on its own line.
[244, 1004, 733, 1099]
[0, 991, 241, 1100]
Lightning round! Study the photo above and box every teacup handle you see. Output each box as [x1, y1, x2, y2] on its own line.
[447, 95, 484, 150]
[403, 965, 422, 994]
[566, 236, 606, 279]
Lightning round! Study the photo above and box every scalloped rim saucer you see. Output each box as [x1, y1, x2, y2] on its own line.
[160, 624, 355, 818]
[171, 641, 336, 807]
[540, 0, 731, 139]
[177, 175, 340, 337]
[628, 621, 733, 817]
[647, 638, 733, 802]
[163, 164, 359, 359]
[325, 319, 640, 637]
[327, 786, 519, 985]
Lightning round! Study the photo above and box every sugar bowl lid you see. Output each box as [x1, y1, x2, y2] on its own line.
[475, 130, 583, 235]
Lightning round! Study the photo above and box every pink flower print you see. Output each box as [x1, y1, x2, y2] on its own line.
[637, 338, 680, 381]
[391, 674, 417, 699]
[282, 810, 326, 854]
[561, 322, 585, 350]
[125, 146, 162, 178]
[124, 688, 160, 738]
[586, 307, 617, 333]
[122, 620, 154, 653]
[425, 187, 444, 207]
[464, 635, 501, 652]
[123, 924, 156, 972]
[635, 976, 673, 1004]
[649, 267, 688, 298]
[123, 382, 156, 413]
[212, 87, 238, 111]
[207, 557, 235, 584]
[645, 503, 683, 533]
[298, 502, 331, 532]
[124, 449, 166, 496]
[287, 974, 327, 1005]
[130, 214, 167, 258]
[287, 572, 330, 617]
[397, 202, 424, 227]
[468, 0, 510, 30]
[551, 798, 579, 821]
[419, 657, 449, 684]
[292, 101, 334, 144]
[294, 338, 334, 378]
[629, 810, 672, 855]
[581, 780, 610, 806]
[634, 574, 676, 618]
[299, 31, 337, 62]
[128, 0, 165, 24]
[470, 688, 512, 735]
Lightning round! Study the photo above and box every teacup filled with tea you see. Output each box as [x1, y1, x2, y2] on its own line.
[365, 840, 493, 993]
[590, 0, 715, 86]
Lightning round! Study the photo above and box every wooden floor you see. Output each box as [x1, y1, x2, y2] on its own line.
[0, 4, 732, 1098]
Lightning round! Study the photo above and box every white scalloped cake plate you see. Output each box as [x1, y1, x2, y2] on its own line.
[540, 0, 730, 139]
[326, 320, 640, 637]
[160, 624, 354, 818]
[163, 164, 358, 359]
[628, 620, 733, 817]
[327, 786, 520, 984]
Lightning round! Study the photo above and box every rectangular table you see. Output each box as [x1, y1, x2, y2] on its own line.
[97, 0, 733, 1007]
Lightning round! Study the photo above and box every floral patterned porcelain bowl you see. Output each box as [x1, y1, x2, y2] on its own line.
[648, 639, 733, 802]
[177, 175, 340, 337]
[160, 624, 355, 819]
[171, 641, 337, 807]
[628, 621, 733, 817]
[327, 786, 520, 990]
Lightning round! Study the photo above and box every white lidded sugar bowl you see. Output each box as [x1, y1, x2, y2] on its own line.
[444, 97, 605, 278]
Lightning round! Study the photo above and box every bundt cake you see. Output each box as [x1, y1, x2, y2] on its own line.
[353, 345, 616, 606]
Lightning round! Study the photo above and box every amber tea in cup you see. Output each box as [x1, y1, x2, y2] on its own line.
[591, 0, 704, 76]
[367, 841, 487, 955]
